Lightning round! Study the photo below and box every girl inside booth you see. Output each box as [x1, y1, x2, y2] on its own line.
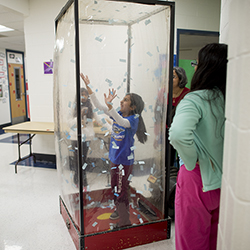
[80, 73, 147, 228]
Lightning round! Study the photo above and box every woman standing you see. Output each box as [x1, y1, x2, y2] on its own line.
[172, 66, 189, 107]
[169, 43, 227, 250]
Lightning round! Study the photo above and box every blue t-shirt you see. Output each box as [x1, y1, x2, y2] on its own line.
[109, 111, 139, 165]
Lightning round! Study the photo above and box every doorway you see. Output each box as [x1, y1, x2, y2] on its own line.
[176, 29, 219, 88]
[7, 50, 27, 124]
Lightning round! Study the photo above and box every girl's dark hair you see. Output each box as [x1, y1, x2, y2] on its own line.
[190, 43, 228, 98]
[128, 93, 147, 144]
[174, 66, 188, 88]
[73, 88, 93, 119]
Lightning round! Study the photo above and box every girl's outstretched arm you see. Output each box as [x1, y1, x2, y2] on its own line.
[80, 74, 130, 128]
[80, 73, 110, 115]
[104, 88, 117, 110]
[80, 73, 93, 95]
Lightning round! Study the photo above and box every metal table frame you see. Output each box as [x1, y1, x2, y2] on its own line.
[3, 121, 54, 173]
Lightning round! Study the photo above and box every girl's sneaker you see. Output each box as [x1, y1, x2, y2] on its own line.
[109, 210, 119, 220]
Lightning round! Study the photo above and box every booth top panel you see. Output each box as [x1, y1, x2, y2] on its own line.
[77, 0, 170, 26]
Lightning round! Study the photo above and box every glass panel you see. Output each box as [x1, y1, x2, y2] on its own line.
[54, 0, 171, 235]
[14, 67, 21, 100]
[54, 2, 78, 224]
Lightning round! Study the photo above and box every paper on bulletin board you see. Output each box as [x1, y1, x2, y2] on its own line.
[43, 61, 53, 74]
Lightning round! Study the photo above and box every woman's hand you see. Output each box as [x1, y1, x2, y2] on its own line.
[104, 88, 117, 110]
[80, 73, 93, 95]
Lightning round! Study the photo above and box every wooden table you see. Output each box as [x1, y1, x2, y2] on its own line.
[3, 121, 54, 173]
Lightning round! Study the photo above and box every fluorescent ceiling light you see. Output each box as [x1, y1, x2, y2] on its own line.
[0, 25, 14, 33]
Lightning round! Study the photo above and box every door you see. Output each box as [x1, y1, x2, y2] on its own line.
[176, 29, 219, 88]
[7, 51, 27, 124]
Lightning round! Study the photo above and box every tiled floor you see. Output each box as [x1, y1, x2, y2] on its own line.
[0, 132, 175, 250]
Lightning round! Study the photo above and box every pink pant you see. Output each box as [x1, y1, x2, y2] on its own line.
[175, 164, 220, 250]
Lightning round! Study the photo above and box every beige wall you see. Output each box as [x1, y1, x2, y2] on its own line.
[0, 0, 29, 16]
[24, 0, 67, 154]
[22, 0, 221, 154]
[175, 0, 220, 31]
[218, 0, 250, 249]
[174, 0, 221, 54]
[0, 0, 221, 153]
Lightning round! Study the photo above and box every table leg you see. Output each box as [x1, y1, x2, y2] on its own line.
[15, 133, 21, 174]
[14, 133, 36, 174]
[29, 134, 36, 163]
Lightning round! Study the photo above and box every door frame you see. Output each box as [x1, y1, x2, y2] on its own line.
[176, 29, 219, 66]
[6, 49, 29, 124]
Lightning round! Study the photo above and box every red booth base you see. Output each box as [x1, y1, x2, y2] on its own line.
[59, 193, 171, 250]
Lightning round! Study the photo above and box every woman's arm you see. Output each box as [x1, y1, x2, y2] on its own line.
[169, 96, 201, 170]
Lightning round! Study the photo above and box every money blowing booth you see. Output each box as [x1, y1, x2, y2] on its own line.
[53, 0, 175, 249]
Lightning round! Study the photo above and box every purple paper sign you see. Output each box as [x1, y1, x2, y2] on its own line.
[44, 61, 53, 74]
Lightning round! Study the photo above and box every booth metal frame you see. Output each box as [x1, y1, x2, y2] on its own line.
[55, 0, 175, 249]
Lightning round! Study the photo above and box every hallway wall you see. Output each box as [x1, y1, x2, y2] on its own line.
[23, 0, 221, 155]
[218, 0, 250, 249]
[0, 0, 221, 157]
[24, 0, 67, 154]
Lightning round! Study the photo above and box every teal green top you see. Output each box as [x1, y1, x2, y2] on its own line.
[169, 89, 225, 192]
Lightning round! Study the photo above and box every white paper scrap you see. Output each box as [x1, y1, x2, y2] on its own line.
[127, 154, 134, 160]
[82, 163, 87, 170]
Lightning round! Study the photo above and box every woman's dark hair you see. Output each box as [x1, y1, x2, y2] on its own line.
[174, 66, 188, 88]
[190, 43, 228, 98]
[191, 43, 228, 138]
[128, 93, 147, 144]
[73, 88, 93, 119]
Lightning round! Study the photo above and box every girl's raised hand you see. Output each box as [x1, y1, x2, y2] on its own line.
[80, 73, 93, 94]
[104, 88, 117, 110]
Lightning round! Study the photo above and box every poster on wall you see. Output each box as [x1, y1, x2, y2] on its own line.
[43, 61, 53, 74]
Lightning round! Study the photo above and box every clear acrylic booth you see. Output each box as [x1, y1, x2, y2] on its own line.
[53, 0, 175, 249]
